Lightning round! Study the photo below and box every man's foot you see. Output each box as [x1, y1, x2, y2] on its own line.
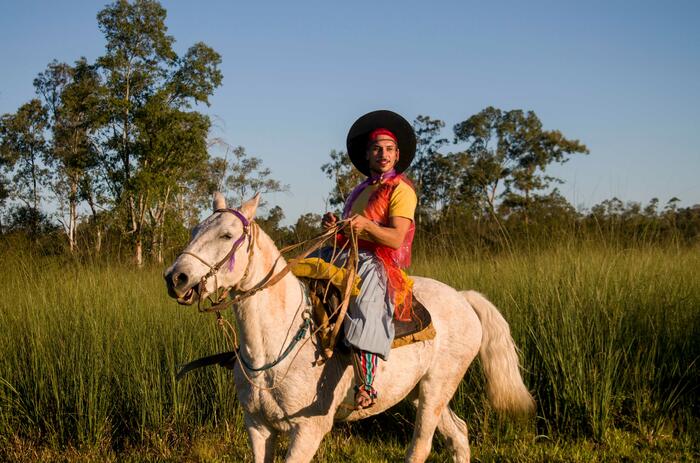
[354, 385, 377, 410]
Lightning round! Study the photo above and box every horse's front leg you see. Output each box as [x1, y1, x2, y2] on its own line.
[284, 419, 332, 463]
[245, 414, 278, 463]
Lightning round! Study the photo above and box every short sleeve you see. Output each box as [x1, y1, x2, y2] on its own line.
[388, 181, 417, 221]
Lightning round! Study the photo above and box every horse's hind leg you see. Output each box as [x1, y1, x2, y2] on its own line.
[406, 385, 471, 463]
[436, 407, 470, 462]
[406, 336, 479, 461]
[405, 378, 453, 462]
[407, 388, 470, 463]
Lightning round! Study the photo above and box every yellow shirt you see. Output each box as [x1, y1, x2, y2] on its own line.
[349, 180, 417, 221]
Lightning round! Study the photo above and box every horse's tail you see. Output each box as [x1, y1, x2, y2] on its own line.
[461, 290, 535, 416]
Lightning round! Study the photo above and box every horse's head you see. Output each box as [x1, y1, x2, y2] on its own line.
[164, 192, 260, 305]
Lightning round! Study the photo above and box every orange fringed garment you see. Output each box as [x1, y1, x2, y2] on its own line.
[341, 174, 415, 321]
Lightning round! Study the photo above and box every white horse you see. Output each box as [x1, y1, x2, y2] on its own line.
[164, 193, 534, 463]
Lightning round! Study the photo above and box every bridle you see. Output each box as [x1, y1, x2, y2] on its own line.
[173, 211, 356, 382]
[179, 207, 339, 314]
[181, 208, 256, 312]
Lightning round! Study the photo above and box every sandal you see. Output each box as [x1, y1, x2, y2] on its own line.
[354, 385, 377, 410]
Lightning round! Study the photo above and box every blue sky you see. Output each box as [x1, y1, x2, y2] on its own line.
[1, 0, 698, 223]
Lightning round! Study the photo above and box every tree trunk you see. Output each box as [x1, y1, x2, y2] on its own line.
[95, 227, 102, 255]
[150, 187, 170, 265]
[134, 192, 148, 267]
[157, 222, 164, 264]
[524, 188, 530, 227]
[30, 151, 39, 237]
[86, 189, 102, 256]
[68, 178, 78, 253]
[135, 235, 143, 267]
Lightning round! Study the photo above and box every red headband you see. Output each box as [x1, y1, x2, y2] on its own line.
[368, 128, 398, 146]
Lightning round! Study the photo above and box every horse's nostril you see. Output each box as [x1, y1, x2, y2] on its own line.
[175, 272, 189, 287]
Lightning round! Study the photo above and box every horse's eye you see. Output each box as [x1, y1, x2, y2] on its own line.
[221, 233, 233, 240]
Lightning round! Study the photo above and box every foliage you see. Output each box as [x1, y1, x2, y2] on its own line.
[33, 58, 105, 251]
[94, 0, 224, 265]
[1, 0, 697, 267]
[291, 212, 323, 242]
[0, 99, 49, 236]
[321, 149, 364, 211]
[409, 114, 449, 222]
[220, 145, 288, 209]
[0, 0, 227, 263]
[449, 107, 588, 223]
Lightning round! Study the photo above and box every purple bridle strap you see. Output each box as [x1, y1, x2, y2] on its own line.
[218, 208, 250, 272]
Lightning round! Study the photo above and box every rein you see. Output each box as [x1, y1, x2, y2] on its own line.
[175, 208, 354, 385]
[239, 316, 312, 372]
[199, 223, 341, 315]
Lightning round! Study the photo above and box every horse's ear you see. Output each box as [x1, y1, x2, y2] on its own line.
[240, 193, 260, 220]
[213, 192, 226, 212]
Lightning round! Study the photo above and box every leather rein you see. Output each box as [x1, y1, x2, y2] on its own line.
[174, 209, 356, 382]
[180, 207, 339, 315]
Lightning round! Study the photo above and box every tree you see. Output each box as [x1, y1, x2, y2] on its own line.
[133, 94, 212, 263]
[420, 151, 475, 220]
[96, 0, 222, 265]
[177, 154, 227, 228]
[0, 132, 11, 232]
[221, 145, 287, 209]
[291, 212, 322, 242]
[453, 106, 588, 224]
[256, 205, 292, 244]
[35, 58, 104, 252]
[321, 149, 364, 212]
[0, 99, 49, 237]
[410, 115, 448, 222]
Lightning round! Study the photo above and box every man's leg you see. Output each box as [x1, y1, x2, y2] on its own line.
[351, 348, 379, 409]
[344, 252, 394, 409]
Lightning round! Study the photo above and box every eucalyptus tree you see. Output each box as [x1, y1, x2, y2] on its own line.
[133, 96, 212, 263]
[410, 115, 449, 222]
[453, 106, 588, 224]
[321, 149, 364, 211]
[34, 59, 104, 252]
[222, 145, 288, 210]
[96, 0, 222, 265]
[0, 99, 49, 237]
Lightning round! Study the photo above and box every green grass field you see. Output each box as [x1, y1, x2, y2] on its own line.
[1, 242, 698, 462]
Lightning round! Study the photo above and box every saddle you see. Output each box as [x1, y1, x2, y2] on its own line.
[300, 272, 436, 355]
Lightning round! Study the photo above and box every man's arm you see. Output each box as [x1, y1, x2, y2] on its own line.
[348, 215, 411, 249]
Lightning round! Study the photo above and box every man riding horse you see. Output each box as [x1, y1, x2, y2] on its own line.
[318, 110, 417, 410]
[164, 109, 534, 461]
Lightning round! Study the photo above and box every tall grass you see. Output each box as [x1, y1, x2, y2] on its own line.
[0, 248, 246, 456]
[0, 241, 698, 459]
[413, 241, 700, 444]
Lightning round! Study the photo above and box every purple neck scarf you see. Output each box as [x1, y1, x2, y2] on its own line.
[342, 169, 398, 219]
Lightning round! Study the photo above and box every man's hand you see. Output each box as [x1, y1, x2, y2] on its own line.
[347, 215, 412, 249]
[348, 214, 372, 235]
[322, 212, 338, 230]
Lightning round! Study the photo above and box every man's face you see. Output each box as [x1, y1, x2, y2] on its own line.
[366, 137, 400, 175]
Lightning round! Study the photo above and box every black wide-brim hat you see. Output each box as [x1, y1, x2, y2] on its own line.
[346, 110, 416, 176]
